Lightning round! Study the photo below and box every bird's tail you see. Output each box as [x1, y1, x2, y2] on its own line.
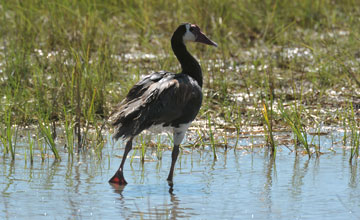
[110, 99, 150, 140]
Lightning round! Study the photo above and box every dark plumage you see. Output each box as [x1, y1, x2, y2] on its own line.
[111, 71, 202, 139]
[109, 23, 217, 186]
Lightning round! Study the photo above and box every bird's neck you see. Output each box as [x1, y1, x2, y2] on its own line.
[171, 40, 203, 88]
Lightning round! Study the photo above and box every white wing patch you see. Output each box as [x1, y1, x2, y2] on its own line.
[183, 23, 196, 43]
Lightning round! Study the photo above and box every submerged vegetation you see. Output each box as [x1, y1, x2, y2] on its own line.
[0, 0, 359, 161]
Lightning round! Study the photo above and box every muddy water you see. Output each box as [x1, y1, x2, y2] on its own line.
[1, 132, 360, 219]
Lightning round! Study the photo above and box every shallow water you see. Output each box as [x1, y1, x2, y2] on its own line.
[1, 132, 360, 219]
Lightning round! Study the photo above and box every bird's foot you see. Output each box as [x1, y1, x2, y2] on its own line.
[109, 170, 127, 185]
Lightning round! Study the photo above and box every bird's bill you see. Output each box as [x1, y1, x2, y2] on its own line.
[195, 32, 218, 47]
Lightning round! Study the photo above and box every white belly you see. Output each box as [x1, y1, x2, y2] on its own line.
[147, 123, 174, 134]
[146, 122, 191, 146]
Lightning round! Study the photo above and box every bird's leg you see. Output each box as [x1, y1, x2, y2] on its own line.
[167, 127, 188, 186]
[109, 138, 133, 185]
[167, 144, 180, 186]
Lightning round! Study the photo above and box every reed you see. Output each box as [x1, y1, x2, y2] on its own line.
[261, 67, 276, 156]
[37, 133, 46, 162]
[63, 107, 74, 158]
[156, 136, 163, 161]
[279, 101, 311, 158]
[38, 118, 61, 161]
[262, 103, 276, 157]
[28, 132, 34, 165]
[81, 87, 97, 147]
[1, 110, 17, 160]
[349, 102, 360, 163]
[140, 135, 147, 164]
[207, 113, 217, 160]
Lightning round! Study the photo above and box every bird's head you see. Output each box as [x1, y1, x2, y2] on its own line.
[174, 23, 218, 47]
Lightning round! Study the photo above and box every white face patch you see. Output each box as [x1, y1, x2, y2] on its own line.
[182, 23, 196, 43]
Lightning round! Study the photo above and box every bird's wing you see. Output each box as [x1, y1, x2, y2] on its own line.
[145, 74, 202, 123]
[111, 73, 202, 139]
[125, 71, 168, 100]
[109, 71, 168, 121]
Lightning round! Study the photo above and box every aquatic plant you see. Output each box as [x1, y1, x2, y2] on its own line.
[262, 103, 276, 157]
[261, 68, 276, 157]
[140, 135, 147, 164]
[28, 132, 34, 165]
[279, 101, 311, 158]
[156, 136, 163, 161]
[0, 110, 18, 160]
[63, 107, 75, 158]
[207, 113, 217, 160]
[348, 102, 360, 163]
[38, 118, 61, 161]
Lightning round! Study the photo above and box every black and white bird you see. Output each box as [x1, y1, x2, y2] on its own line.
[109, 23, 217, 185]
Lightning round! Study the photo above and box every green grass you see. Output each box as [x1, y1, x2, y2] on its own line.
[348, 102, 360, 163]
[262, 102, 275, 156]
[279, 100, 311, 158]
[0, 0, 359, 160]
[207, 112, 217, 160]
[27, 132, 34, 164]
[38, 117, 61, 160]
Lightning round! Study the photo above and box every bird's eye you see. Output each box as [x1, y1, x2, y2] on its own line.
[189, 27, 194, 32]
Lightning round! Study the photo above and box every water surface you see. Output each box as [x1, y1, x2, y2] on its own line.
[1, 132, 360, 219]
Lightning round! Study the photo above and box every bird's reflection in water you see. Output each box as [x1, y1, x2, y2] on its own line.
[110, 183, 129, 220]
[110, 183, 197, 219]
[168, 185, 182, 220]
[110, 183, 126, 199]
